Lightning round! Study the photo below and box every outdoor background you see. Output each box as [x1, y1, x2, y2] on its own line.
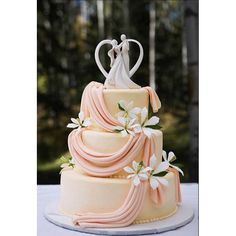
[37, 0, 198, 184]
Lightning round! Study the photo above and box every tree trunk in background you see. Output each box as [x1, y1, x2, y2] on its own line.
[123, 0, 129, 34]
[149, 1, 156, 90]
[181, 4, 188, 85]
[97, 0, 105, 64]
[97, 0, 104, 39]
[80, 0, 88, 38]
[105, 0, 112, 38]
[184, 0, 199, 182]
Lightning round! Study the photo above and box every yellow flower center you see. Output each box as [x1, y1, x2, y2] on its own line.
[124, 112, 129, 118]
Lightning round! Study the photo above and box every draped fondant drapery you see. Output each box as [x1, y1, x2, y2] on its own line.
[68, 81, 181, 227]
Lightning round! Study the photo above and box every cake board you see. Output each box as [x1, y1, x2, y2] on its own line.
[44, 202, 194, 235]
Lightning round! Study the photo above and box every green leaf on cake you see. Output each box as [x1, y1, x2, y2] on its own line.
[118, 103, 125, 111]
[138, 161, 144, 167]
[137, 161, 144, 173]
[145, 124, 162, 130]
[153, 171, 168, 177]
[68, 162, 75, 168]
[114, 129, 123, 133]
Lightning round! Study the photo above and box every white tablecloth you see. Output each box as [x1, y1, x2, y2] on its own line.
[37, 184, 198, 236]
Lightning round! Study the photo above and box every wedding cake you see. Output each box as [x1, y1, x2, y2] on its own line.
[59, 34, 184, 228]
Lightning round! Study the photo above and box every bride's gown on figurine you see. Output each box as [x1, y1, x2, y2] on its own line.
[104, 41, 141, 89]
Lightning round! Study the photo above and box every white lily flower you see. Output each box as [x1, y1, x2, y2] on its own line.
[133, 107, 160, 138]
[148, 154, 169, 190]
[116, 100, 141, 120]
[59, 163, 73, 174]
[162, 151, 184, 176]
[123, 160, 149, 186]
[67, 111, 91, 129]
[114, 117, 137, 137]
[60, 157, 75, 174]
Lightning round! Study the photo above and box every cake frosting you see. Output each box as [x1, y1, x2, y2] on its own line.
[59, 34, 183, 228]
[80, 129, 163, 177]
[60, 171, 177, 223]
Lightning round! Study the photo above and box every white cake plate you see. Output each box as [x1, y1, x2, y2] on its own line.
[44, 202, 194, 235]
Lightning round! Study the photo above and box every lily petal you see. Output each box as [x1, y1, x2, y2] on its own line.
[127, 130, 135, 137]
[123, 166, 135, 174]
[129, 112, 138, 119]
[133, 124, 142, 133]
[155, 161, 169, 173]
[150, 177, 159, 190]
[71, 118, 80, 125]
[133, 175, 141, 186]
[170, 164, 184, 176]
[118, 100, 127, 110]
[67, 123, 79, 128]
[126, 101, 134, 111]
[144, 116, 160, 126]
[78, 111, 84, 122]
[138, 173, 148, 181]
[162, 150, 167, 161]
[143, 127, 153, 138]
[127, 174, 135, 179]
[121, 130, 128, 137]
[168, 151, 175, 162]
[83, 119, 91, 127]
[116, 111, 125, 118]
[118, 116, 127, 127]
[128, 118, 137, 127]
[141, 107, 148, 124]
[142, 166, 152, 172]
[60, 163, 69, 168]
[150, 154, 158, 170]
[132, 160, 139, 171]
[130, 107, 141, 114]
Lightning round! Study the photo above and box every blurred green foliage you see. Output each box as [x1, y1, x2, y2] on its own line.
[37, 0, 197, 184]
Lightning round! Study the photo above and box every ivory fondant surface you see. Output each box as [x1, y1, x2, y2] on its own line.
[59, 170, 177, 223]
[81, 129, 163, 176]
[103, 88, 149, 118]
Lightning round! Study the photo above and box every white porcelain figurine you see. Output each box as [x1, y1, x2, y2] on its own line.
[95, 34, 144, 89]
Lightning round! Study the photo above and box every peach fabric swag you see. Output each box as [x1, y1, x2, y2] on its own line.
[67, 81, 181, 227]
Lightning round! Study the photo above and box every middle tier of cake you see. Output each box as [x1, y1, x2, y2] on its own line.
[80, 129, 163, 177]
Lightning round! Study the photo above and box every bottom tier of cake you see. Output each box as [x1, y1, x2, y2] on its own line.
[59, 169, 179, 224]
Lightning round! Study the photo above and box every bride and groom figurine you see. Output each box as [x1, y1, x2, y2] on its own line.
[95, 34, 144, 89]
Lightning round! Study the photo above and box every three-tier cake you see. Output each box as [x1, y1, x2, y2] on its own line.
[58, 34, 183, 228]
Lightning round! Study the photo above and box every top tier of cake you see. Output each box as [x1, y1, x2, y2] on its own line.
[88, 88, 150, 131]
[103, 88, 149, 118]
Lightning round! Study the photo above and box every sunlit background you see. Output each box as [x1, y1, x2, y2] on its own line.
[37, 0, 198, 184]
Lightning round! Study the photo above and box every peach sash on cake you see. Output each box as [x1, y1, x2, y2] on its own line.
[150, 168, 182, 205]
[80, 82, 161, 131]
[69, 81, 180, 227]
[80, 82, 119, 131]
[68, 129, 146, 176]
[169, 167, 182, 204]
[73, 136, 153, 228]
